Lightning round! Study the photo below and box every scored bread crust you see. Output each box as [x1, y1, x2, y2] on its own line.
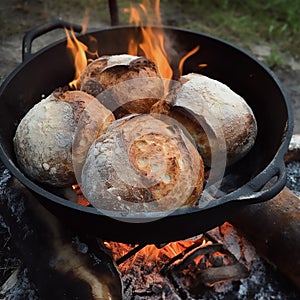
[81, 114, 204, 212]
[13, 90, 114, 187]
[78, 54, 164, 118]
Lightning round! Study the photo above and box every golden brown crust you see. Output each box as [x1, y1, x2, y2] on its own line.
[79, 54, 164, 118]
[81, 114, 204, 212]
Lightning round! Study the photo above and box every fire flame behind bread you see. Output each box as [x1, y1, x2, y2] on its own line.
[65, 0, 202, 88]
[65, 29, 99, 89]
[126, 0, 172, 80]
[126, 0, 202, 80]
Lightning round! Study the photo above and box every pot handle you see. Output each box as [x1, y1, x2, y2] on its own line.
[237, 157, 286, 204]
[22, 19, 83, 62]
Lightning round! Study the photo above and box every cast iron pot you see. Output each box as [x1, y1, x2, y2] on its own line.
[0, 20, 293, 244]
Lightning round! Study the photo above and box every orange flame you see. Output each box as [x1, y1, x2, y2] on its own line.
[65, 28, 89, 89]
[128, 242, 189, 263]
[65, 8, 98, 89]
[178, 45, 200, 76]
[126, 0, 202, 79]
[66, 1, 203, 88]
[127, 0, 173, 80]
[111, 238, 210, 265]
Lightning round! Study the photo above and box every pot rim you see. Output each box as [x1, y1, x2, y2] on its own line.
[0, 24, 294, 221]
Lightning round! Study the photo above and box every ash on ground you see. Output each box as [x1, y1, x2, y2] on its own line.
[0, 268, 38, 300]
[286, 161, 300, 197]
[1, 161, 300, 299]
[0, 163, 38, 299]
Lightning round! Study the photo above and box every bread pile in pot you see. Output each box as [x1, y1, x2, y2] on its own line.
[13, 54, 257, 213]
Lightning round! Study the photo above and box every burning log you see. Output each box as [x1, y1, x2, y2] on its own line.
[163, 234, 250, 287]
[163, 243, 223, 273]
[231, 187, 300, 289]
[196, 263, 249, 285]
[0, 167, 122, 299]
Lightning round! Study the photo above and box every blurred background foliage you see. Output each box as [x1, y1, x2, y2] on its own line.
[0, 0, 299, 64]
[161, 0, 300, 58]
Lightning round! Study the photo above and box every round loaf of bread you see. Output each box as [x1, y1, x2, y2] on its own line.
[78, 54, 164, 118]
[81, 114, 204, 213]
[171, 73, 257, 166]
[13, 89, 115, 187]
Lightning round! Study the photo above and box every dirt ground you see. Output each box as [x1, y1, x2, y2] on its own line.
[271, 65, 300, 134]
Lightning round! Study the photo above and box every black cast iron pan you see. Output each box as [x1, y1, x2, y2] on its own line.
[0, 20, 293, 244]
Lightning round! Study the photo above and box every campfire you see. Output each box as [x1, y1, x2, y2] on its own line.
[0, 0, 298, 299]
[106, 223, 253, 297]
[1, 172, 299, 299]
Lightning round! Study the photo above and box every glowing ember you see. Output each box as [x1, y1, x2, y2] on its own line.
[199, 63, 208, 68]
[108, 236, 210, 267]
[72, 184, 90, 206]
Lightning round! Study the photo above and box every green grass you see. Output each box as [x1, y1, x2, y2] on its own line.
[119, 0, 300, 65]
[2, 0, 299, 66]
[159, 0, 300, 64]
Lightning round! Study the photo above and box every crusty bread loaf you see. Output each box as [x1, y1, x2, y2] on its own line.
[81, 114, 204, 212]
[13, 90, 114, 187]
[170, 73, 257, 166]
[78, 54, 164, 118]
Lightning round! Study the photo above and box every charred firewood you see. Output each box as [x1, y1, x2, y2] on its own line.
[197, 263, 249, 285]
[163, 243, 222, 274]
[0, 168, 122, 300]
[231, 187, 300, 289]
